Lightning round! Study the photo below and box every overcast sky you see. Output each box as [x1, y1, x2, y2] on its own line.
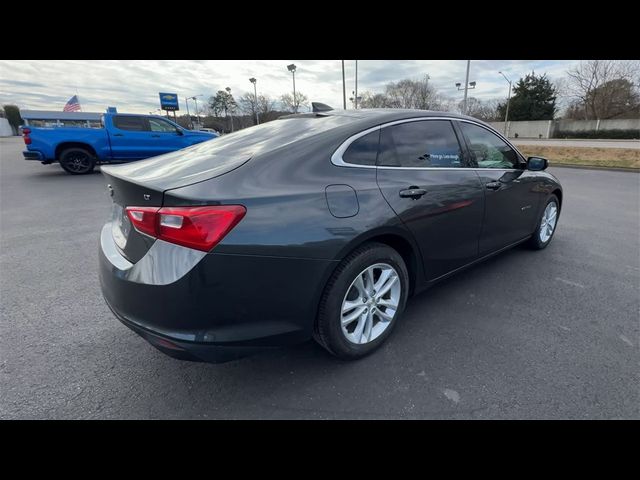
[0, 60, 580, 114]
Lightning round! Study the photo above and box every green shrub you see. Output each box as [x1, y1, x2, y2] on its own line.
[554, 129, 639, 139]
[2, 105, 22, 134]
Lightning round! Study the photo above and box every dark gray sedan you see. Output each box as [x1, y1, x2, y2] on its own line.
[99, 107, 562, 362]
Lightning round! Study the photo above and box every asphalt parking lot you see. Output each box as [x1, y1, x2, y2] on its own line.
[1, 136, 638, 419]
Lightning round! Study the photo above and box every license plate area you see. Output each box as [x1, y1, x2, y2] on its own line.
[111, 203, 131, 250]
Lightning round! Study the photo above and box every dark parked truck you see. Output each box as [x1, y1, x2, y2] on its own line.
[22, 111, 217, 174]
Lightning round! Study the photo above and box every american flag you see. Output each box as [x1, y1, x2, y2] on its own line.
[63, 95, 81, 112]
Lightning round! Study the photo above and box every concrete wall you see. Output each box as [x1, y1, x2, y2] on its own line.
[489, 120, 553, 139]
[555, 118, 640, 132]
[553, 119, 598, 132]
[488, 118, 640, 138]
[0, 118, 14, 137]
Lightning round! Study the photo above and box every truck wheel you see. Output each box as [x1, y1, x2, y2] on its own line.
[59, 148, 96, 175]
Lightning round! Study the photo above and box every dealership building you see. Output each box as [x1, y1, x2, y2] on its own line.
[20, 110, 103, 129]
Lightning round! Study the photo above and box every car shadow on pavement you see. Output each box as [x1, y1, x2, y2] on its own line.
[130, 244, 540, 419]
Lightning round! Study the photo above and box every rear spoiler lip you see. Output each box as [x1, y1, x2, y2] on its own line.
[100, 156, 252, 195]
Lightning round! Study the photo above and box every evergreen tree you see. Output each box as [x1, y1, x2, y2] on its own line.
[498, 72, 557, 120]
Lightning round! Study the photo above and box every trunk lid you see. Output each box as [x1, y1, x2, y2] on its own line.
[102, 171, 165, 263]
[100, 115, 354, 262]
[101, 142, 252, 263]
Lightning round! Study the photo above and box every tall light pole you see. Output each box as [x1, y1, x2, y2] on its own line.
[184, 96, 192, 129]
[455, 61, 476, 115]
[225, 87, 234, 132]
[354, 60, 358, 109]
[188, 94, 203, 129]
[341, 60, 346, 109]
[249, 77, 259, 125]
[463, 60, 470, 114]
[349, 91, 362, 108]
[498, 71, 512, 136]
[287, 63, 297, 113]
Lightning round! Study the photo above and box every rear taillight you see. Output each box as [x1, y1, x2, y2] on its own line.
[125, 206, 159, 237]
[23, 128, 31, 145]
[22, 128, 31, 135]
[125, 205, 246, 252]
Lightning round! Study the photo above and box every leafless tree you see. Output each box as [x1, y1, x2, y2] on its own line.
[238, 92, 259, 121]
[463, 97, 502, 121]
[257, 95, 277, 116]
[280, 92, 309, 113]
[566, 60, 640, 119]
[239, 93, 279, 124]
[428, 94, 457, 113]
[358, 91, 389, 108]
[381, 76, 440, 109]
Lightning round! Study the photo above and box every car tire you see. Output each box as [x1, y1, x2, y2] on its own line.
[59, 148, 96, 175]
[315, 242, 409, 360]
[527, 194, 560, 250]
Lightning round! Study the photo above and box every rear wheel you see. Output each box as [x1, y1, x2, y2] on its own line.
[315, 243, 409, 359]
[59, 148, 96, 175]
[527, 195, 559, 250]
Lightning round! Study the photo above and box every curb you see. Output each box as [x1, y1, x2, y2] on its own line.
[550, 163, 640, 173]
[514, 139, 639, 143]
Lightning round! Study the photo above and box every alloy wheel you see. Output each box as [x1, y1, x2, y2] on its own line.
[340, 263, 401, 344]
[539, 201, 558, 243]
[65, 152, 91, 173]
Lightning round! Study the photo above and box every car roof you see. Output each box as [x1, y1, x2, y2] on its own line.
[279, 108, 489, 128]
[103, 108, 501, 190]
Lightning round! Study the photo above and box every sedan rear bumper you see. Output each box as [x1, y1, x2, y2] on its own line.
[99, 222, 338, 362]
[105, 298, 274, 362]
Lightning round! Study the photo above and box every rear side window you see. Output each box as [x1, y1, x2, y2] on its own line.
[342, 130, 380, 166]
[378, 120, 464, 168]
[113, 116, 147, 131]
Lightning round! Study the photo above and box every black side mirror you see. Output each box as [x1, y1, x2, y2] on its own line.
[527, 156, 548, 171]
[176, 128, 184, 136]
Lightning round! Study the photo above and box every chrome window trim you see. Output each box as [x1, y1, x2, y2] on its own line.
[330, 116, 525, 171]
[377, 166, 520, 172]
[331, 125, 382, 168]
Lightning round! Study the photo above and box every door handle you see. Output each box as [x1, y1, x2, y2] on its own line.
[112, 133, 124, 137]
[151, 134, 160, 138]
[399, 187, 427, 199]
[485, 181, 501, 190]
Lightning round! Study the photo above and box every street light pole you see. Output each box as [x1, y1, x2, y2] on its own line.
[342, 60, 346, 109]
[188, 94, 202, 129]
[287, 64, 297, 113]
[354, 60, 358, 110]
[249, 78, 259, 125]
[185, 97, 192, 129]
[225, 87, 234, 132]
[455, 66, 476, 116]
[462, 60, 471, 115]
[193, 97, 199, 127]
[498, 71, 512, 136]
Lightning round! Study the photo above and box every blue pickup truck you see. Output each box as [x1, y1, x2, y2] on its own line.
[22, 111, 217, 174]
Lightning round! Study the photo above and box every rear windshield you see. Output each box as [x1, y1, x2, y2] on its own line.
[102, 115, 354, 190]
[195, 115, 354, 153]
